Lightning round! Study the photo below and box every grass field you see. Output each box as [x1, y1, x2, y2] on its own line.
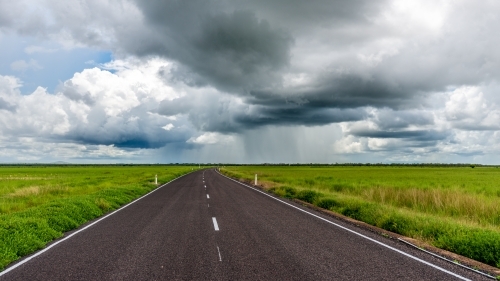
[0, 165, 194, 270]
[221, 165, 500, 268]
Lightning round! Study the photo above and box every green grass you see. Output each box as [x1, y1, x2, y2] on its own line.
[0, 165, 195, 270]
[222, 166, 500, 268]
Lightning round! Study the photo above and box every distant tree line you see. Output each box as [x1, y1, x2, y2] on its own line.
[219, 163, 492, 167]
[0, 163, 495, 168]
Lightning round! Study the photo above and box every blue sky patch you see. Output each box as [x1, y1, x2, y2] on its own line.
[0, 34, 113, 94]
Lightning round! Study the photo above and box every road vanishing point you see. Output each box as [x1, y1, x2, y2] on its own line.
[0, 169, 491, 280]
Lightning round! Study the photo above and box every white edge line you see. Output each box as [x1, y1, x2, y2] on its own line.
[397, 238, 496, 280]
[0, 171, 195, 277]
[212, 217, 219, 231]
[216, 170, 470, 281]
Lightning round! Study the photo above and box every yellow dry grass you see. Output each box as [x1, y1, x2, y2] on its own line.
[360, 186, 500, 226]
[7, 186, 41, 198]
[4, 185, 70, 199]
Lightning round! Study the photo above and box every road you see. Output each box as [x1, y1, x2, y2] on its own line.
[0, 169, 491, 280]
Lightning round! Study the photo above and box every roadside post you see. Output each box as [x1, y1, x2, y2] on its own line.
[155, 174, 157, 185]
[255, 174, 257, 186]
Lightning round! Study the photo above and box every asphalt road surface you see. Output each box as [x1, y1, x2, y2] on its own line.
[0, 169, 492, 280]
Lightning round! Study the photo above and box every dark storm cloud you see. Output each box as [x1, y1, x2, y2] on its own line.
[67, 119, 190, 149]
[373, 140, 442, 152]
[452, 124, 500, 131]
[454, 151, 484, 157]
[136, 0, 500, 121]
[311, 74, 427, 109]
[72, 134, 167, 149]
[159, 91, 368, 133]
[131, 0, 397, 98]
[159, 70, 427, 132]
[232, 105, 366, 129]
[374, 110, 434, 130]
[247, 73, 428, 110]
[140, 0, 446, 136]
[193, 11, 292, 86]
[350, 129, 448, 142]
[131, 1, 293, 93]
[234, 0, 381, 25]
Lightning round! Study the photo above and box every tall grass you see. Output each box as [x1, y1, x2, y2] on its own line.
[222, 166, 500, 267]
[0, 165, 194, 270]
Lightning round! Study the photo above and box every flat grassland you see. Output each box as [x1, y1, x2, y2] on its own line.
[0, 165, 194, 270]
[222, 165, 500, 268]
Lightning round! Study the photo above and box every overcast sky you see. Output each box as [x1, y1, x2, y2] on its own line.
[0, 0, 499, 164]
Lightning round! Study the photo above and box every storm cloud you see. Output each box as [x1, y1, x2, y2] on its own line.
[1, 0, 500, 163]
[132, 0, 500, 135]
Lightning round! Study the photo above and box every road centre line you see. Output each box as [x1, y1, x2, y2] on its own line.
[217, 246, 222, 261]
[207, 194, 210, 199]
[0, 171, 194, 277]
[217, 171, 470, 281]
[212, 217, 219, 231]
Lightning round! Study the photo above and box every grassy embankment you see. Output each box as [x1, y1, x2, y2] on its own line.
[222, 166, 500, 268]
[0, 165, 194, 270]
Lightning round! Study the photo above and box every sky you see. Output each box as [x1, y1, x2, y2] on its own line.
[0, 0, 499, 164]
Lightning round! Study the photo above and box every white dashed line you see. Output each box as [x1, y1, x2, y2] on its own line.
[207, 194, 210, 199]
[217, 246, 222, 261]
[212, 217, 219, 231]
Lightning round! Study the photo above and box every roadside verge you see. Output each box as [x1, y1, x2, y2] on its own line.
[0, 169, 195, 275]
